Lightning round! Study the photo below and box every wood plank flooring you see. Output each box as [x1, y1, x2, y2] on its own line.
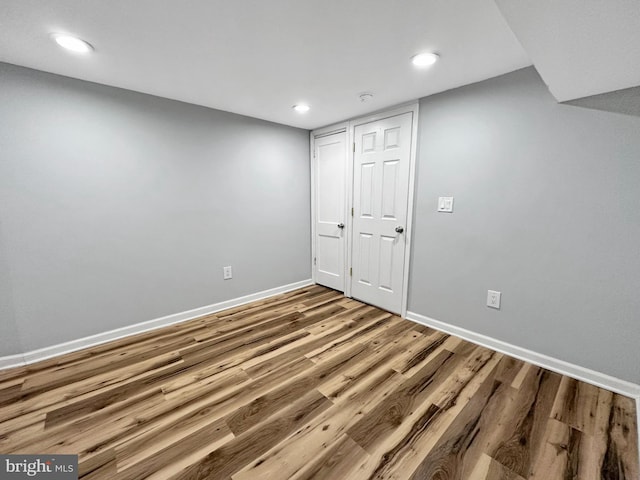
[0, 285, 637, 479]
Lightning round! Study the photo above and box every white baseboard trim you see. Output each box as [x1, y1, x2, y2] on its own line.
[0, 353, 26, 371]
[1, 279, 313, 371]
[405, 311, 640, 399]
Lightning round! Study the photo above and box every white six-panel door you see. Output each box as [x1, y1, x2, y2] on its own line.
[351, 112, 413, 313]
[313, 132, 347, 291]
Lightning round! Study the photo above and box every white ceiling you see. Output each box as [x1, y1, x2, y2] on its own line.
[0, 0, 531, 129]
[495, 0, 640, 102]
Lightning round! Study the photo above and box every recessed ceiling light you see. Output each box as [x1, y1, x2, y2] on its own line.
[293, 104, 310, 113]
[52, 34, 93, 53]
[411, 52, 439, 68]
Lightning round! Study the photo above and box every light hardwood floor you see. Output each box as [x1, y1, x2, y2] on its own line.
[0, 285, 637, 479]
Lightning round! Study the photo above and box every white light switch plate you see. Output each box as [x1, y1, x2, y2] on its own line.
[487, 290, 501, 309]
[437, 196, 454, 213]
[223, 266, 233, 280]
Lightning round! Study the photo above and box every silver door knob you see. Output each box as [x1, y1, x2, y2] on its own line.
[395, 226, 404, 233]
[337, 223, 345, 229]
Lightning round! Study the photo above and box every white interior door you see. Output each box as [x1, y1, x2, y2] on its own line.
[351, 112, 413, 313]
[313, 132, 347, 291]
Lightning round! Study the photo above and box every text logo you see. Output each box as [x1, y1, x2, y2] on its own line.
[0, 455, 78, 479]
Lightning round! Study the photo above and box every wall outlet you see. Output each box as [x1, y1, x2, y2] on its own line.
[487, 290, 501, 309]
[223, 266, 233, 280]
[437, 196, 454, 213]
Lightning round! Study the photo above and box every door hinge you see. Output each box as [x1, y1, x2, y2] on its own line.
[351, 207, 354, 216]
[313, 257, 316, 266]
[349, 267, 352, 276]
[353, 143, 356, 153]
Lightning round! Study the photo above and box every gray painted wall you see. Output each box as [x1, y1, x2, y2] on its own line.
[0, 62, 310, 353]
[566, 85, 640, 118]
[409, 67, 640, 384]
[0, 220, 22, 357]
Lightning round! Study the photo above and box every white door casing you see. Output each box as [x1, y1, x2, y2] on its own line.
[312, 131, 347, 291]
[351, 112, 413, 313]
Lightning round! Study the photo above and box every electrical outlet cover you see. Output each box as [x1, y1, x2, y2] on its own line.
[487, 290, 501, 309]
[223, 266, 233, 280]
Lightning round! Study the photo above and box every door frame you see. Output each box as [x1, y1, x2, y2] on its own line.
[310, 122, 350, 288]
[346, 102, 419, 317]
